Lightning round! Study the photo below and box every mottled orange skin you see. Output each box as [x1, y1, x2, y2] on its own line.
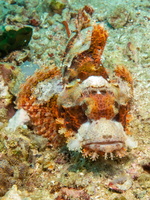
[64, 25, 108, 82]
[17, 67, 65, 147]
[83, 93, 116, 120]
[115, 65, 133, 85]
[114, 65, 133, 132]
[60, 105, 87, 131]
[90, 25, 108, 64]
[17, 22, 133, 158]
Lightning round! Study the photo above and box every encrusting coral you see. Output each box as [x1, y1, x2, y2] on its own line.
[17, 6, 136, 160]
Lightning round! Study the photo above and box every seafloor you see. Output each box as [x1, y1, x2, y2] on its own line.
[0, 0, 150, 199]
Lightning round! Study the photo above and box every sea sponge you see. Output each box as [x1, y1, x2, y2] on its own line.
[107, 4, 133, 29]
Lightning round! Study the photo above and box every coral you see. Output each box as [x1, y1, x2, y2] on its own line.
[0, 158, 14, 196]
[0, 185, 26, 200]
[113, 196, 127, 200]
[142, 162, 150, 174]
[0, 63, 18, 119]
[137, 173, 150, 189]
[29, 18, 41, 27]
[0, 131, 32, 197]
[0, 63, 14, 83]
[6, 108, 30, 132]
[55, 187, 90, 200]
[0, 1, 13, 23]
[62, 20, 71, 38]
[75, 5, 93, 32]
[108, 174, 133, 193]
[0, 72, 12, 108]
[107, 4, 134, 29]
[50, 0, 66, 15]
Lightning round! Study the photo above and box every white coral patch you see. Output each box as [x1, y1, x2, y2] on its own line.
[6, 109, 30, 132]
[0, 75, 12, 106]
[125, 136, 138, 149]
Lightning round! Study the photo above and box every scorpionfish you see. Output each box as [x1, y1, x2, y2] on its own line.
[17, 6, 136, 160]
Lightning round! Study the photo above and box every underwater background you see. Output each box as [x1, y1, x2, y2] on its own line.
[0, 0, 150, 199]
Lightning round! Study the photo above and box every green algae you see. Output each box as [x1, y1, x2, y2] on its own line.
[113, 196, 127, 200]
[0, 27, 32, 58]
[50, 0, 66, 14]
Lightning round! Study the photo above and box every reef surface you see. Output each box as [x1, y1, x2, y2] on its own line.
[0, 0, 150, 199]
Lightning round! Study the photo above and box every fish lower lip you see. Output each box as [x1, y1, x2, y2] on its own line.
[83, 141, 124, 153]
[84, 141, 124, 146]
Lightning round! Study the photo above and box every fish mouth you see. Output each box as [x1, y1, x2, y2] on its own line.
[83, 141, 124, 153]
[84, 141, 124, 145]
